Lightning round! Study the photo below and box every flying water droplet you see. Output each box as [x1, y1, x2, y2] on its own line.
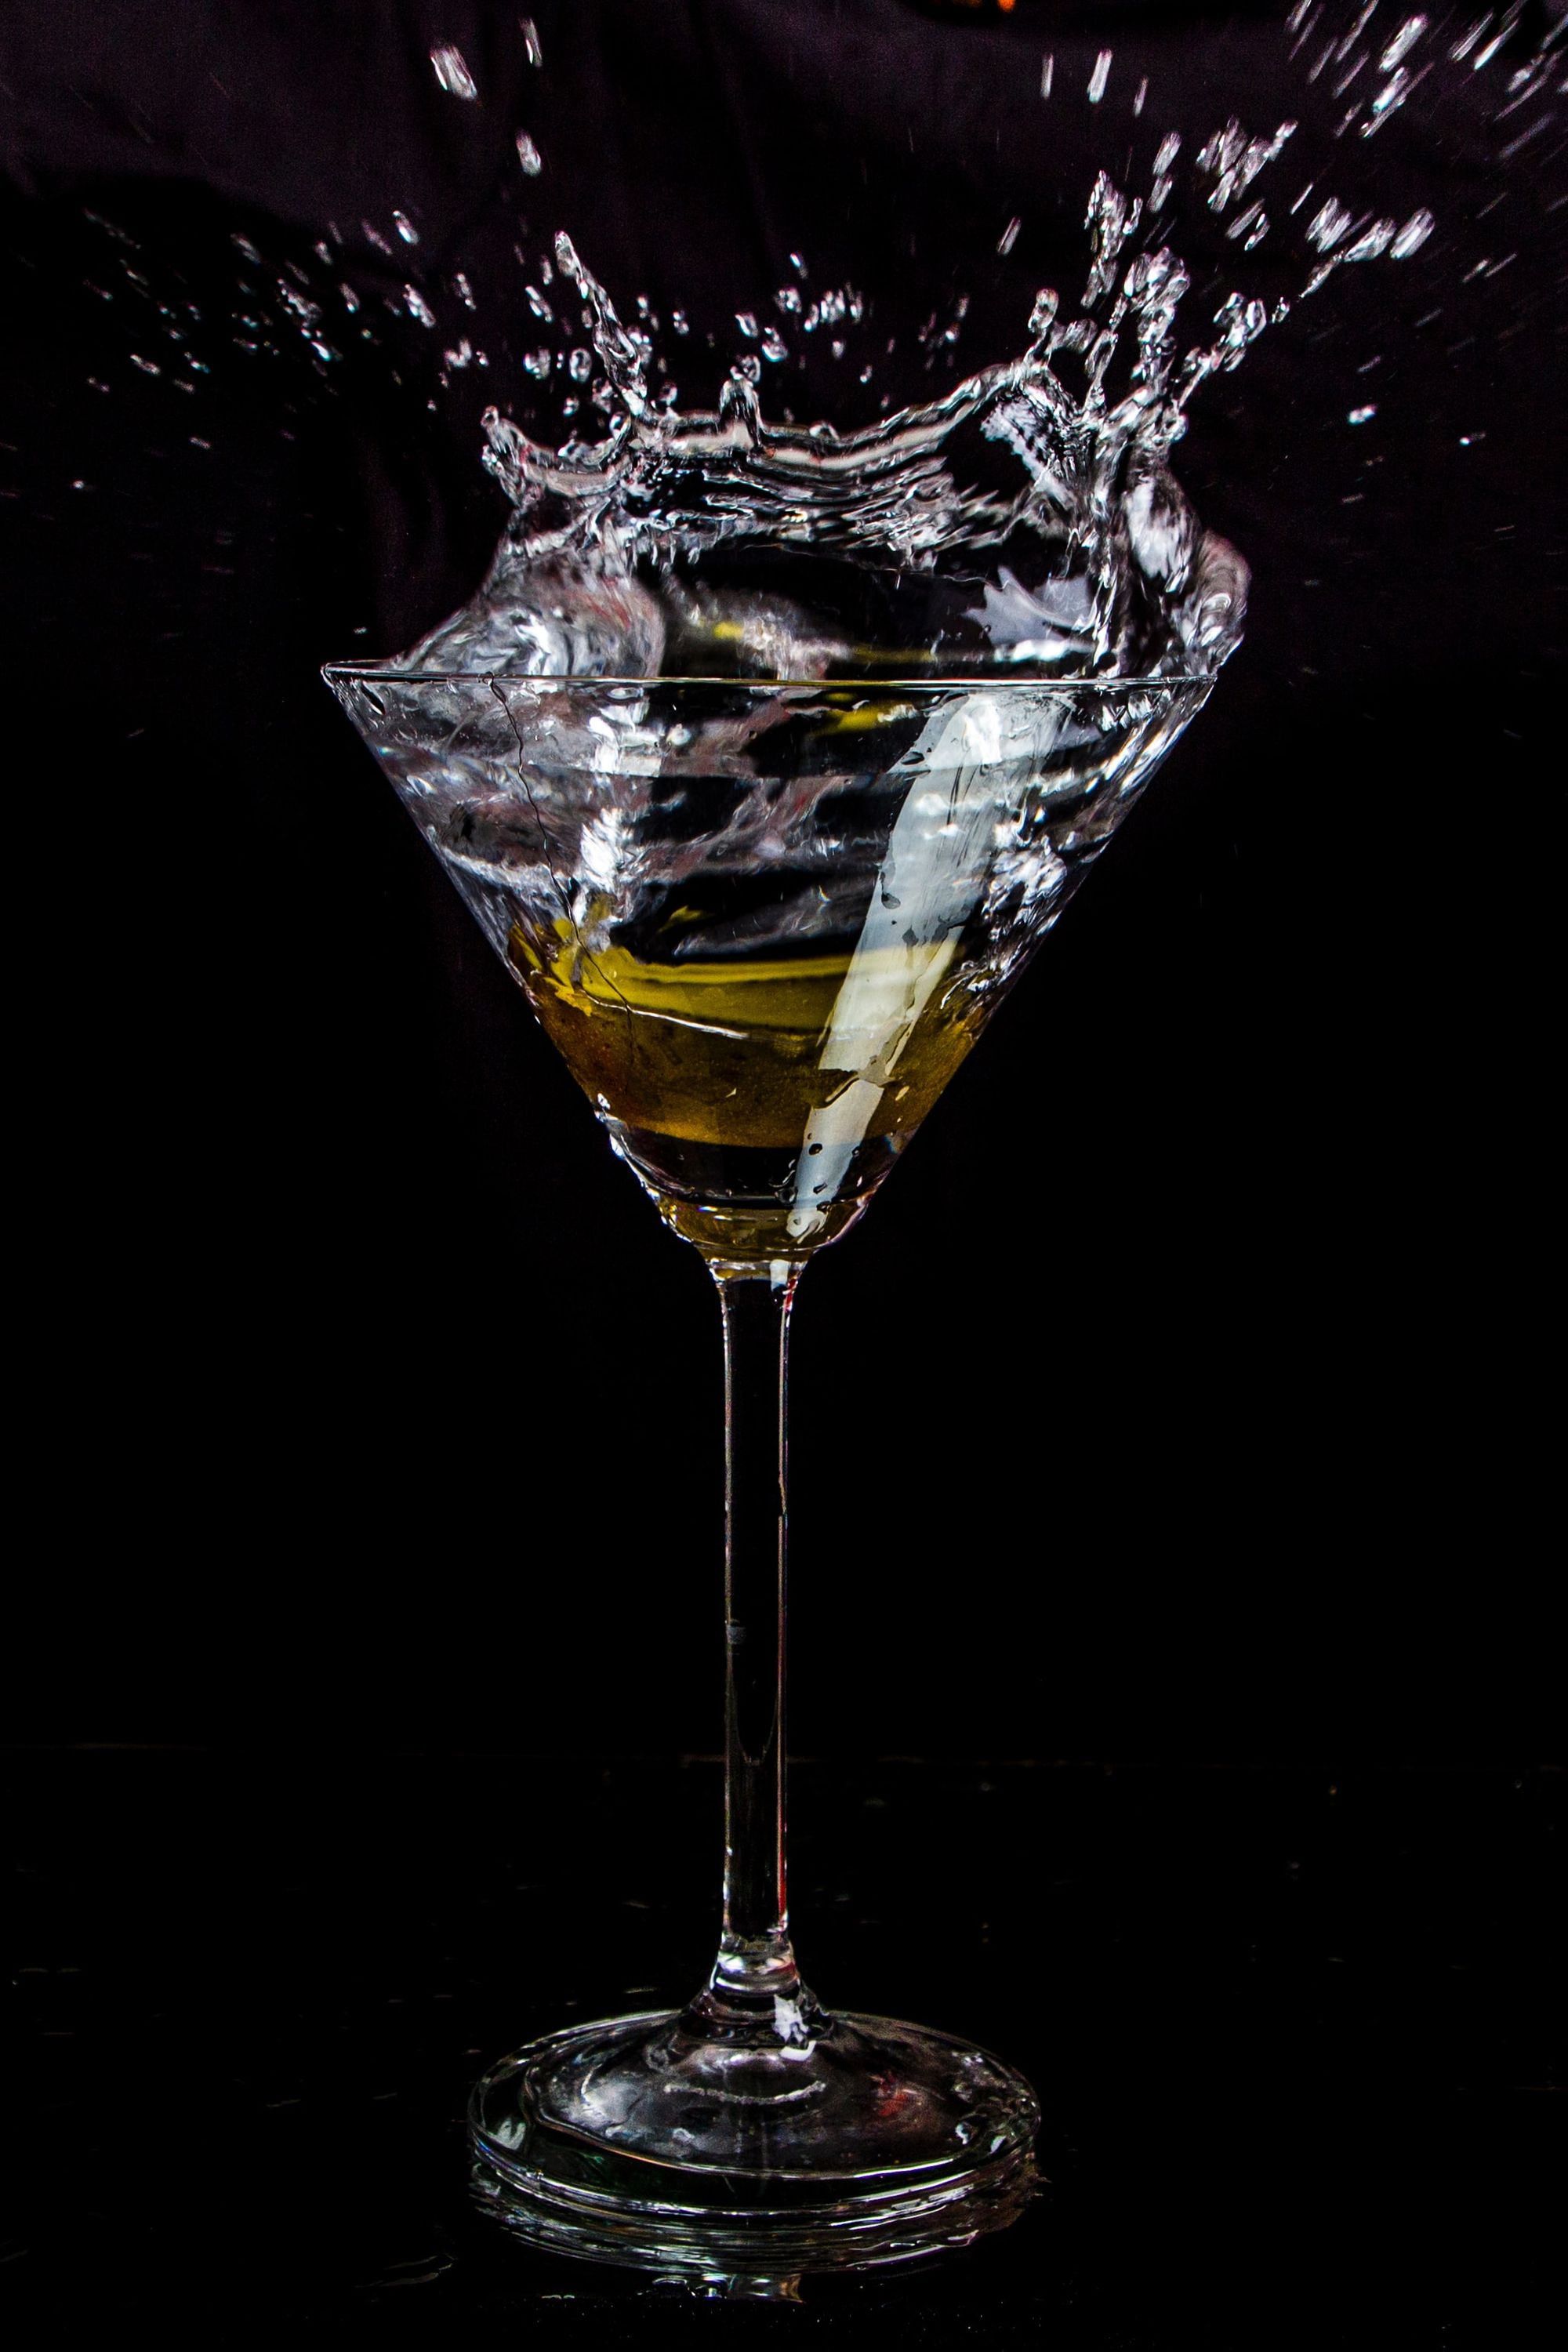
[521, 16, 543, 68]
[1308, 198, 1356, 253]
[1088, 52, 1112, 104]
[1381, 15, 1428, 71]
[1348, 404, 1377, 423]
[1471, 18, 1515, 71]
[404, 287, 437, 328]
[1041, 54, 1054, 99]
[1449, 14, 1491, 64]
[1342, 218, 1397, 261]
[997, 217, 1022, 256]
[393, 211, 419, 246]
[1196, 118, 1297, 213]
[516, 132, 543, 176]
[1028, 287, 1059, 339]
[430, 45, 478, 101]
[1362, 64, 1426, 132]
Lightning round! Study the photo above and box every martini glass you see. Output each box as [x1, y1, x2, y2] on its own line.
[326, 664, 1208, 2285]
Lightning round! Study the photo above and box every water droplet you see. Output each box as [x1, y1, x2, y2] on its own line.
[430, 44, 478, 101]
[671, 309, 689, 336]
[339, 282, 360, 314]
[789, 252, 808, 277]
[129, 353, 161, 375]
[761, 329, 788, 362]
[516, 131, 543, 176]
[1307, 198, 1355, 254]
[1390, 209, 1434, 259]
[568, 348, 591, 382]
[520, 16, 543, 68]
[1088, 51, 1112, 104]
[1134, 78, 1148, 116]
[403, 286, 436, 328]
[1342, 217, 1396, 262]
[393, 211, 419, 246]
[1348, 404, 1377, 423]
[1040, 53, 1054, 99]
[1381, 15, 1428, 71]
[1028, 287, 1059, 339]
[1449, 14, 1490, 64]
[736, 311, 759, 339]
[997, 216, 1022, 256]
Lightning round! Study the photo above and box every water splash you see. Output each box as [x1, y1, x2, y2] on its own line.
[65, 0, 1557, 619]
[382, 105, 1463, 694]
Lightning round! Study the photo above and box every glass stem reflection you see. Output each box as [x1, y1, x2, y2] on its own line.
[707, 1265, 806, 2020]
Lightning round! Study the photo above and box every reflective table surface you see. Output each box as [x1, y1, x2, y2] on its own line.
[3, 1751, 1559, 2344]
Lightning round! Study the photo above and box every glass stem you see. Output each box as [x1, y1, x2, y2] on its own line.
[702, 1264, 809, 2025]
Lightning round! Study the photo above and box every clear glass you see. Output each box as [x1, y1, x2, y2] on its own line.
[325, 668, 1208, 2288]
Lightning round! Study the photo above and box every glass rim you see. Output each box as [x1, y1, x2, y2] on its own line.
[321, 664, 1210, 692]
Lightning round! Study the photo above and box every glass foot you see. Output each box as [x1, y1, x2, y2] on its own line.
[469, 2005, 1039, 2283]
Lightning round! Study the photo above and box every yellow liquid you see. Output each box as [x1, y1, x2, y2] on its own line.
[508, 922, 983, 1152]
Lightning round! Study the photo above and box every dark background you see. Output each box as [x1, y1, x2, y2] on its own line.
[2, 8, 1563, 2343]
[2, 0, 1563, 1768]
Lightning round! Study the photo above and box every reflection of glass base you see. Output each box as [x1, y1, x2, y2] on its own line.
[469, 2007, 1039, 2289]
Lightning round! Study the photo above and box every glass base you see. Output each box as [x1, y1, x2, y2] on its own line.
[469, 2005, 1039, 2288]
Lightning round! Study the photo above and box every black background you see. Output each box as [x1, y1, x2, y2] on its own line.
[3, 0, 1561, 1767]
[2, 5, 1563, 2340]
